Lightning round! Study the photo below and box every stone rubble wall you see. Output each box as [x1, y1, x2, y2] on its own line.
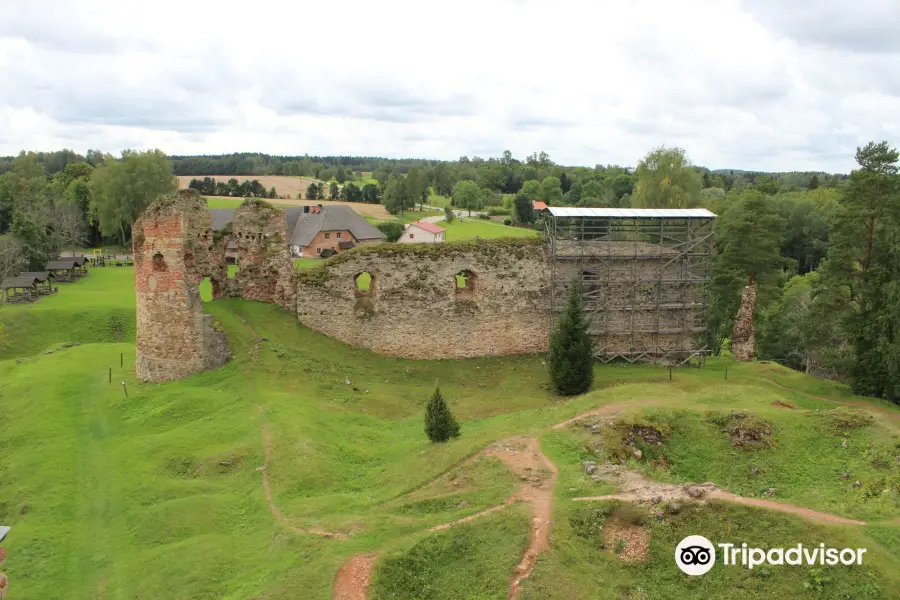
[133, 190, 230, 382]
[295, 240, 550, 359]
[210, 199, 296, 311]
[731, 283, 757, 361]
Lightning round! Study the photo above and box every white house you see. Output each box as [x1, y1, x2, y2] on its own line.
[399, 221, 446, 244]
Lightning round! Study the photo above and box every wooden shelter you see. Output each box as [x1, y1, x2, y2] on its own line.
[65, 256, 89, 276]
[1, 277, 38, 303]
[18, 271, 55, 295]
[45, 260, 78, 282]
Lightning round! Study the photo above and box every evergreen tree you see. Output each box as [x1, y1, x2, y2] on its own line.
[549, 283, 594, 395]
[424, 386, 461, 443]
[818, 141, 900, 402]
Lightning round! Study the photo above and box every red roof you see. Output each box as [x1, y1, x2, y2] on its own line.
[533, 201, 548, 210]
[411, 221, 445, 234]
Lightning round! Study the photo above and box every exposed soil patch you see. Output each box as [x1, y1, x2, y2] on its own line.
[572, 465, 867, 526]
[772, 400, 795, 409]
[482, 436, 558, 600]
[602, 519, 651, 564]
[815, 407, 874, 434]
[333, 554, 377, 600]
[708, 411, 774, 450]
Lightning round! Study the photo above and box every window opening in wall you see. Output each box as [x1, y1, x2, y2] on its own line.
[355, 271, 374, 294]
[337, 232, 342, 239]
[325, 233, 330, 239]
[455, 270, 476, 298]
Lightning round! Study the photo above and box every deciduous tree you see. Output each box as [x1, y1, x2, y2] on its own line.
[632, 146, 702, 208]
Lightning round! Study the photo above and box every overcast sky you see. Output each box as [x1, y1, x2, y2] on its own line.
[1, 0, 898, 172]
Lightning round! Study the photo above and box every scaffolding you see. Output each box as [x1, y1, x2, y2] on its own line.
[544, 207, 716, 365]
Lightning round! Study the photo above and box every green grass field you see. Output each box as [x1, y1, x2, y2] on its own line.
[1, 265, 898, 600]
[436, 218, 541, 241]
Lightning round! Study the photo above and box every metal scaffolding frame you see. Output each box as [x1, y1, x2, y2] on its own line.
[544, 207, 716, 365]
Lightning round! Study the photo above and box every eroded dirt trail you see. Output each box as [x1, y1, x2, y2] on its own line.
[333, 554, 378, 600]
[571, 464, 867, 526]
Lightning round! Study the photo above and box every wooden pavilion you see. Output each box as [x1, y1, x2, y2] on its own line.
[1, 277, 38, 303]
[19, 271, 56, 295]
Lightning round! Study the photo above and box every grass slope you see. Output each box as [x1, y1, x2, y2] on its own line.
[0, 266, 897, 599]
[435, 218, 541, 241]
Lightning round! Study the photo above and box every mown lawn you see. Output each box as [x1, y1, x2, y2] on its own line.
[0, 265, 898, 599]
[435, 218, 541, 241]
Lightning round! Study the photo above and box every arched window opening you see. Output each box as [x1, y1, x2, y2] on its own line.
[354, 271, 375, 295]
[455, 270, 476, 298]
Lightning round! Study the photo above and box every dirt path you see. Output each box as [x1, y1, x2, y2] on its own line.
[333, 554, 378, 600]
[570, 463, 867, 526]
[428, 496, 517, 532]
[257, 417, 346, 538]
[760, 378, 900, 425]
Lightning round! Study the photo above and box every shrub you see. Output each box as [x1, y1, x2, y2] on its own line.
[376, 221, 405, 242]
[503, 218, 512, 226]
[487, 207, 511, 216]
[425, 386, 461, 443]
[444, 205, 455, 224]
[477, 213, 490, 220]
[549, 282, 594, 395]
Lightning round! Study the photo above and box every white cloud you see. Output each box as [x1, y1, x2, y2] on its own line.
[0, 0, 897, 171]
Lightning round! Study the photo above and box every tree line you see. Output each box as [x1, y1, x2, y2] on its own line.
[0, 150, 176, 277]
[187, 177, 278, 199]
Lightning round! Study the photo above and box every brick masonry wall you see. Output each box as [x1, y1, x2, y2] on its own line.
[133, 190, 230, 382]
[295, 240, 551, 359]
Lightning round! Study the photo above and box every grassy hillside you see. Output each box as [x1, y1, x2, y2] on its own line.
[0, 265, 898, 599]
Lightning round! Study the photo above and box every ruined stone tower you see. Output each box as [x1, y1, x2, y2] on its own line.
[133, 190, 229, 382]
[210, 199, 296, 310]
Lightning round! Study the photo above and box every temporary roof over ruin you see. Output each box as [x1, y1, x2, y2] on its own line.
[288, 205, 385, 247]
[0, 525, 8, 541]
[533, 201, 549, 211]
[547, 207, 716, 218]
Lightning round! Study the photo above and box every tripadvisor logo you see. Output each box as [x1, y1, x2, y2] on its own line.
[675, 536, 867, 575]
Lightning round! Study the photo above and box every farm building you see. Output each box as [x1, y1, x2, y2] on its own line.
[209, 204, 384, 260]
[399, 221, 445, 244]
[545, 207, 715, 365]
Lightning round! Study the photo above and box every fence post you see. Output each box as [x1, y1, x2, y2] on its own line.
[668, 366, 672, 381]
[725, 365, 728, 380]
[108, 367, 111, 383]
[120, 353, 123, 368]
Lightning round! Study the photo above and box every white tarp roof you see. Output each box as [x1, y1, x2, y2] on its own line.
[0, 525, 9, 541]
[546, 207, 716, 218]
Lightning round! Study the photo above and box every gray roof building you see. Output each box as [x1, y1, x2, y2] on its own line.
[209, 205, 384, 250]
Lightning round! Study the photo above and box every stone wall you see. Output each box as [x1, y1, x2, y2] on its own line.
[133, 190, 230, 382]
[210, 199, 295, 311]
[732, 283, 757, 361]
[295, 239, 550, 359]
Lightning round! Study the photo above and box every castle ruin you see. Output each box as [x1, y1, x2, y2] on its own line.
[134, 199, 715, 382]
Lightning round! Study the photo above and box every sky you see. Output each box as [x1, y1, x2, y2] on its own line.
[1, 0, 898, 172]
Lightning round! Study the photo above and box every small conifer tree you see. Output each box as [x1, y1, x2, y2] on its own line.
[424, 386, 461, 443]
[549, 282, 595, 395]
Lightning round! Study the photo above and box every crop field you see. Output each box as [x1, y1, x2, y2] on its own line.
[0, 265, 898, 600]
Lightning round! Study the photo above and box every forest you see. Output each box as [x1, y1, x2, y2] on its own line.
[0, 144, 895, 403]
